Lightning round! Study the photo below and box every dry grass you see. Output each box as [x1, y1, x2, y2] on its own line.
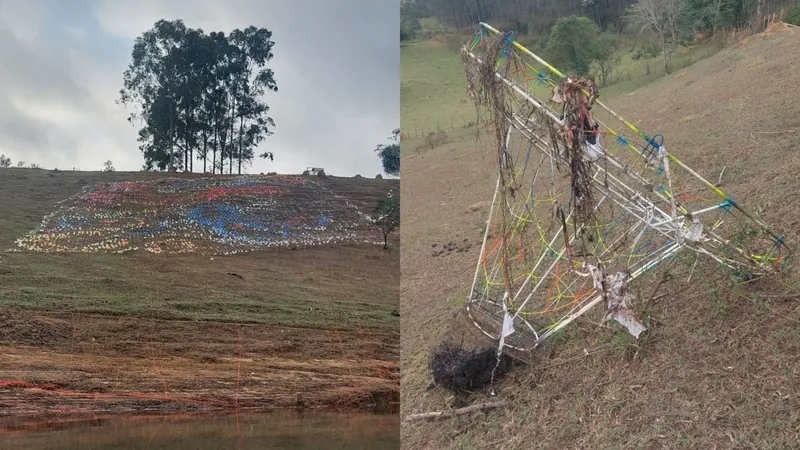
[401, 27, 800, 449]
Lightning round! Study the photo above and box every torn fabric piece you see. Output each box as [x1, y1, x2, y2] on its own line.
[551, 86, 565, 103]
[681, 218, 704, 243]
[497, 292, 514, 353]
[502, 312, 515, 338]
[585, 143, 603, 162]
[583, 264, 647, 338]
[609, 309, 647, 338]
[604, 271, 647, 338]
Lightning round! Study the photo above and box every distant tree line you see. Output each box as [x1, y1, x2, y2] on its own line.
[402, 0, 798, 39]
[0, 154, 40, 169]
[403, 0, 800, 77]
[119, 19, 278, 174]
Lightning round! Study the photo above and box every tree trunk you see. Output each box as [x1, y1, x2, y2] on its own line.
[168, 101, 174, 172]
[213, 122, 218, 175]
[202, 134, 207, 173]
[238, 116, 244, 175]
[594, 1, 602, 30]
[189, 107, 194, 173]
[229, 105, 236, 175]
[220, 120, 229, 176]
[756, 0, 765, 32]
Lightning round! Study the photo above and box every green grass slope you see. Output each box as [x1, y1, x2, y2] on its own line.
[401, 25, 725, 134]
[0, 169, 400, 330]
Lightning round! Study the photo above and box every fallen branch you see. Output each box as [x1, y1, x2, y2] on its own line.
[748, 129, 798, 134]
[405, 401, 506, 421]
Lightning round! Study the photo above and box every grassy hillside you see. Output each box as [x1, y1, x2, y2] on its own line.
[400, 25, 800, 449]
[0, 169, 400, 418]
[401, 22, 725, 134]
[0, 169, 398, 329]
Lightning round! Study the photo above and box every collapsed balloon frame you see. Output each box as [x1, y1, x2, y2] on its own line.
[12, 175, 385, 256]
[461, 23, 791, 353]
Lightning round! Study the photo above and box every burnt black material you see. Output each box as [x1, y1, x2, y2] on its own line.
[429, 341, 512, 393]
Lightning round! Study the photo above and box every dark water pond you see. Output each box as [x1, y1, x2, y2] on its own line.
[0, 411, 399, 449]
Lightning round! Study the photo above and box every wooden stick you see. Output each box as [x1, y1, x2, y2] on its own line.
[716, 166, 726, 187]
[405, 401, 506, 421]
[748, 129, 797, 134]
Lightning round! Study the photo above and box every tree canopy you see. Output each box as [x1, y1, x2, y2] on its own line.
[119, 19, 278, 174]
[376, 129, 400, 177]
[546, 16, 601, 77]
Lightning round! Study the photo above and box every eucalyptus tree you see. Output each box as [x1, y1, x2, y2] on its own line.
[119, 21, 278, 173]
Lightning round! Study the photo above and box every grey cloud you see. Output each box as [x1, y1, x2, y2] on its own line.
[0, 0, 399, 175]
[0, 31, 87, 104]
[0, 0, 398, 175]
[0, 28, 86, 163]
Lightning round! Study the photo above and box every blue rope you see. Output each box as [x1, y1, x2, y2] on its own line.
[632, 239, 653, 255]
[640, 133, 665, 161]
[648, 134, 664, 149]
[720, 200, 734, 213]
[500, 32, 514, 60]
[535, 71, 549, 86]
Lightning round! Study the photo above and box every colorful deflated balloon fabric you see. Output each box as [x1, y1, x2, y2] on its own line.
[14, 175, 383, 255]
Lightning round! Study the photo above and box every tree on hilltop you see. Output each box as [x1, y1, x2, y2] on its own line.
[373, 192, 400, 249]
[118, 20, 278, 174]
[376, 129, 400, 177]
[0, 154, 10, 168]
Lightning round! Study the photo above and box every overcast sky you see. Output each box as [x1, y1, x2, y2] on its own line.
[0, 0, 399, 176]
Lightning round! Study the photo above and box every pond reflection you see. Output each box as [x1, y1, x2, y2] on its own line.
[0, 410, 399, 449]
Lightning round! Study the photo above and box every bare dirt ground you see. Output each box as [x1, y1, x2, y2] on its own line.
[0, 169, 399, 428]
[401, 27, 800, 449]
[0, 309, 398, 416]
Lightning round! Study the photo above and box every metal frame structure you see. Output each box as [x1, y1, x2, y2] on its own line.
[461, 23, 790, 353]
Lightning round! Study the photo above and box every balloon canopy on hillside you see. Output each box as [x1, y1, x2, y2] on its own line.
[13, 175, 383, 255]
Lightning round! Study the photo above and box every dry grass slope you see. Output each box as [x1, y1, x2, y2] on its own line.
[401, 27, 800, 449]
